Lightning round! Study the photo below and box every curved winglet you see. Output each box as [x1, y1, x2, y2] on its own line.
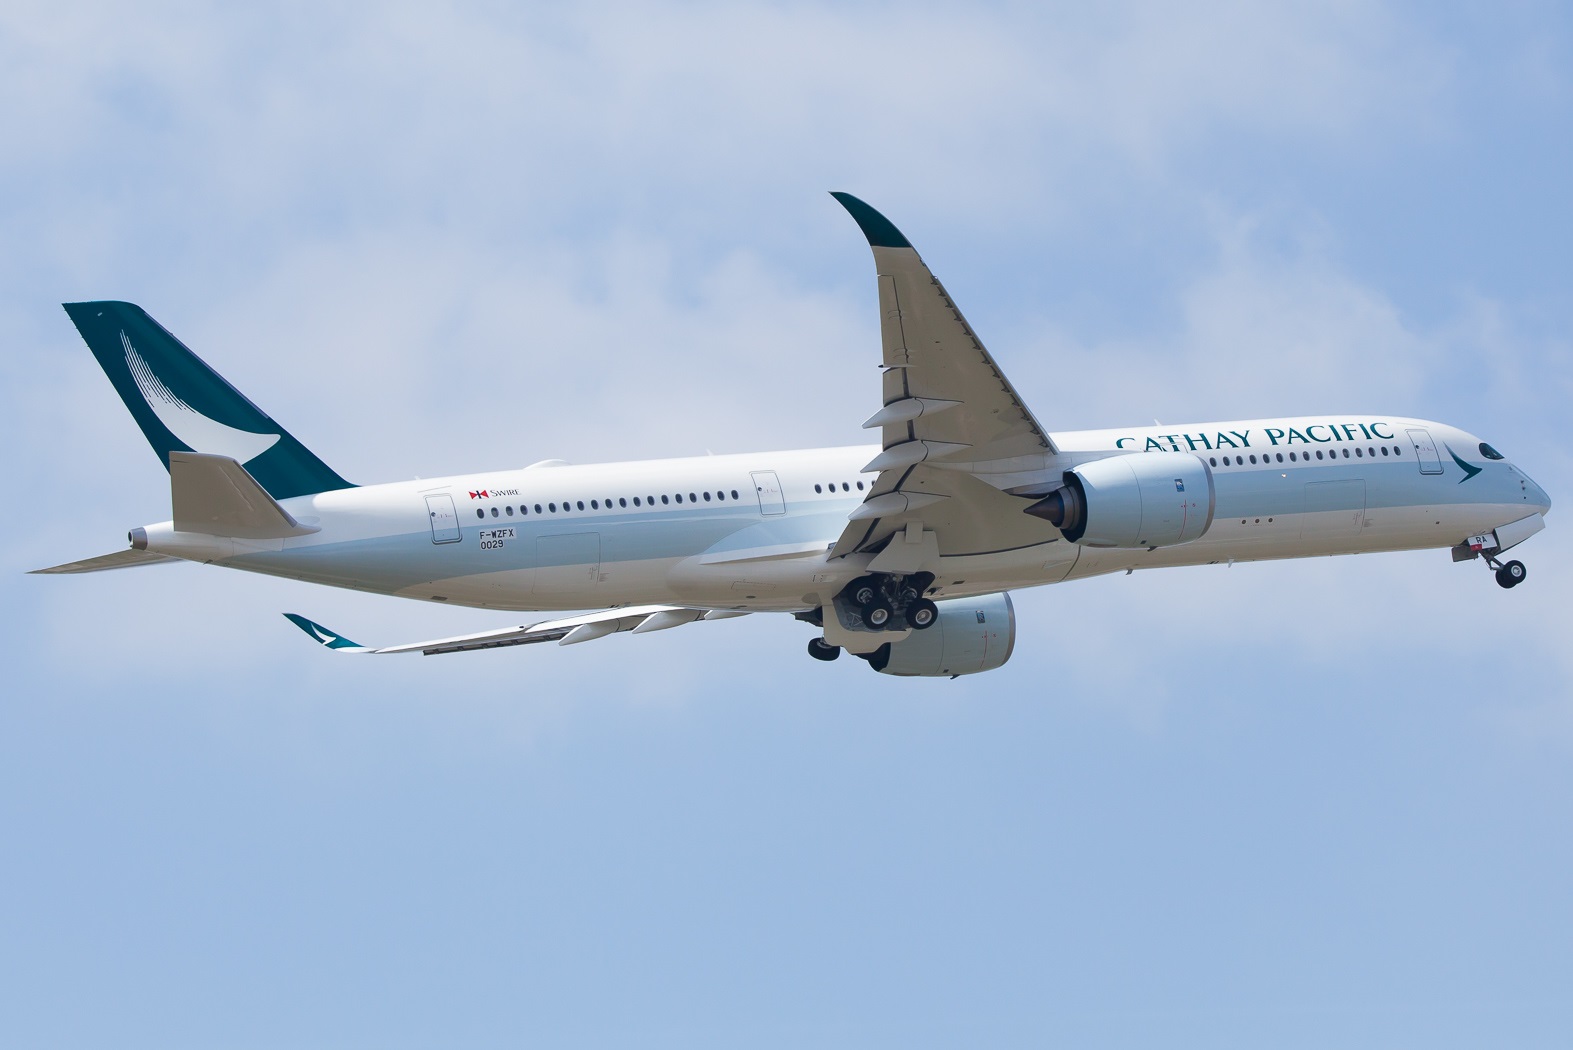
[830, 192, 912, 249]
[284, 613, 369, 652]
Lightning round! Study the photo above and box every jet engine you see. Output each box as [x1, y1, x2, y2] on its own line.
[1026, 451, 1214, 548]
[865, 593, 1015, 677]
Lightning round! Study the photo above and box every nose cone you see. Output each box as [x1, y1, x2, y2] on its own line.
[1520, 469, 1552, 514]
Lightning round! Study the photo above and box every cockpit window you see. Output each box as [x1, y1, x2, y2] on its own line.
[1480, 442, 1505, 460]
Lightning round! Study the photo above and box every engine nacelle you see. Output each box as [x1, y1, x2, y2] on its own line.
[867, 593, 1015, 677]
[1027, 451, 1214, 548]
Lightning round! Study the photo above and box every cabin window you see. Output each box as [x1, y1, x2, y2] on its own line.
[703, 491, 712, 502]
[549, 503, 557, 512]
[590, 500, 598, 509]
[857, 481, 865, 490]
[476, 509, 484, 519]
[505, 505, 514, 516]
[689, 492, 697, 503]
[731, 490, 739, 500]
[815, 484, 822, 493]
[619, 498, 627, 507]
[1315, 451, 1324, 460]
[576, 501, 584, 510]
[1480, 443, 1505, 460]
[490, 507, 499, 517]
[534, 504, 543, 514]
[1342, 449, 1350, 458]
[1209, 457, 1218, 466]
[1355, 448, 1363, 458]
[1288, 452, 1296, 462]
[1380, 447, 1389, 456]
[661, 495, 669, 504]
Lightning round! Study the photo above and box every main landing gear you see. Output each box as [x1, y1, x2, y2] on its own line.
[843, 572, 938, 632]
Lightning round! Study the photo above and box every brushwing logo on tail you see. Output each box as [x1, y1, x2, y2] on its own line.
[122, 331, 281, 463]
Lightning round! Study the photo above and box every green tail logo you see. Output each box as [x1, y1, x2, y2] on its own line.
[64, 301, 355, 500]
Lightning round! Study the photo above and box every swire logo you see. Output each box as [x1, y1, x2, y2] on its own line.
[469, 487, 520, 499]
[469, 490, 489, 499]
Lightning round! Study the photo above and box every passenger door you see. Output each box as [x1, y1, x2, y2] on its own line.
[750, 471, 786, 516]
[424, 493, 461, 544]
[1406, 428, 1443, 475]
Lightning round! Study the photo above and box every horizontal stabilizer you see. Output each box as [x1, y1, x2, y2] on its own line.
[171, 452, 319, 538]
[30, 548, 178, 574]
[285, 605, 746, 656]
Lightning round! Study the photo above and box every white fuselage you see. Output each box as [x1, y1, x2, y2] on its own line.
[136, 415, 1552, 613]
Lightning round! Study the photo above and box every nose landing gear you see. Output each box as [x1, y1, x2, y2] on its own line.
[1453, 534, 1531, 590]
[1494, 559, 1527, 589]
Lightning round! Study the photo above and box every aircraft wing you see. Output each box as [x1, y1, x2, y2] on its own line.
[285, 606, 748, 656]
[828, 193, 1061, 561]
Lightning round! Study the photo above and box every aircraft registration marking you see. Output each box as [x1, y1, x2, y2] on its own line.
[478, 527, 515, 550]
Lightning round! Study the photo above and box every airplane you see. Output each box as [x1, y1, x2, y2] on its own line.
[32, 193, 1552, 677]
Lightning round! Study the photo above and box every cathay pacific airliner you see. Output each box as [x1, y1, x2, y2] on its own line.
[34, 194, 1551, 677]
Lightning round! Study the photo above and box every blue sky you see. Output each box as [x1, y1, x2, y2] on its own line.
[3, 3, 1571, 1046]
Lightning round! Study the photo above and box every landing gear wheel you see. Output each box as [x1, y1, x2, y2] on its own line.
[807, 637, 841, 661]
[1495, 560, 1526, 589]
[906, 598, 939, 630]
[860, 599, 894, 630]
[849, 575, 880, 607]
